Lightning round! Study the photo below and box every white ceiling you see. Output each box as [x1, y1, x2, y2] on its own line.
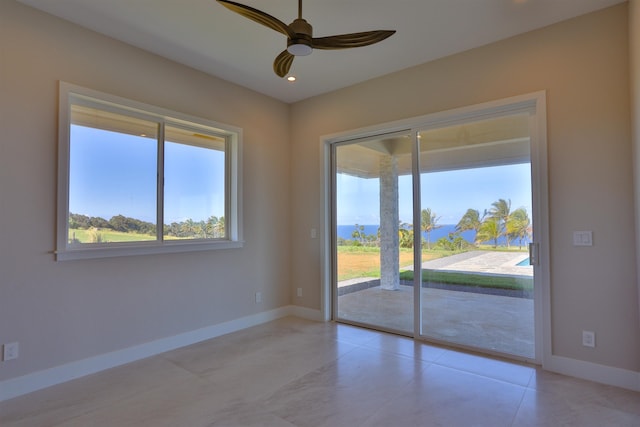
[17, 0, 625, 103]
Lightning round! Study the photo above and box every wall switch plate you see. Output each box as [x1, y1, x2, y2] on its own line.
[297, 287, 302, 297]
[310, 228, 317, 239]
[3, 342, 19, 361]
[573, 231, 593, 246]
[582, 330, 595, 348]
[255, 292, 262, 303]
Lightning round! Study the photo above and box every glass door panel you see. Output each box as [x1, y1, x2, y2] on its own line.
[334, 132, 414, 334]
[418, 114, 535, 358]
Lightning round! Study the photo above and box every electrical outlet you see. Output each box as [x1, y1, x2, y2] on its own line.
[3, 342, 19, 361]
[582, 330, 595, 348]
[255, 292, 262, 303]
[297, 287, 302, 297]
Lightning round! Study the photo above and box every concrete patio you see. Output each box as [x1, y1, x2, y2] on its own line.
[337, 251, 535, 359]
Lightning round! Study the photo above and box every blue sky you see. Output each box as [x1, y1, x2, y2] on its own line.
[336, 163, 532, 226]
[71, 125, 531, 228]
[69, 125, 225, 224]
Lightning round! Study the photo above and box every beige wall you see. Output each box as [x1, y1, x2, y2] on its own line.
[632, 2, 640, 322]
[2, 0, 638, 386]
[291, 4, 640, 372]
[0, 0, 291, 381]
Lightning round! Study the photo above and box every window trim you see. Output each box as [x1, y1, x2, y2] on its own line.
[56, 82, 243, 260]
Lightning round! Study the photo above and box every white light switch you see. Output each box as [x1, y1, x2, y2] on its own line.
[310, 228, 317, 239]
[573, 231, 593, 246]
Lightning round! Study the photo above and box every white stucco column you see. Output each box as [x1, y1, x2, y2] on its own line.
[379, 154, 399, 290]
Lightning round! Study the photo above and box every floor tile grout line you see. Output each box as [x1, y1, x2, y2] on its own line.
[509, 384, 531, 427]
[160, 353, 216, 381]
[426, 362, 533, 390]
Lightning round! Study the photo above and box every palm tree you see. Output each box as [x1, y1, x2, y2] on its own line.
[213, 216, 225, 238]
[477, 217, 501, 248]
[455, 208, 485, 244]
[181, 218, 196, 238]
[398, 221, 413, 248]
[489, 198, 512, 247]
[205, 216, 225, 238]
[351, 224, 366, 245]
[421, 208, 441, 250]
[205, 216, 217, 237]
[507, 207, 531, 249]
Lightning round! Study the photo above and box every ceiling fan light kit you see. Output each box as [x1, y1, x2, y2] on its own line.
[287, 43, 312, 56]
[217, 0, 395, 77]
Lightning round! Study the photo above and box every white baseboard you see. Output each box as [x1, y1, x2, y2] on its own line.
[289, 305, 324, 321]
[545, 354, 640, 392]
[5, 309, 637, 402]
[0, 305, 302, 402]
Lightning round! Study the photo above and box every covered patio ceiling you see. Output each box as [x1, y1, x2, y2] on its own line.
[336, 114, 531, 178]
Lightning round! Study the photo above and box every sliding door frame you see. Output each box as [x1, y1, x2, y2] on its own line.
[320, 91, 549, 365]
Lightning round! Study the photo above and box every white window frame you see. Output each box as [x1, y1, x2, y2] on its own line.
[56, 82, 243, 260]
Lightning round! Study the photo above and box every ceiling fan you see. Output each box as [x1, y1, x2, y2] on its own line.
[217, 0, 396, 78]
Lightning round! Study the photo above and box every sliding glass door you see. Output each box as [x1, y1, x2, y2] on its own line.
[333, 132, 414, 335]
[417, 114, 535, 359]
[330, 96, 544, 362]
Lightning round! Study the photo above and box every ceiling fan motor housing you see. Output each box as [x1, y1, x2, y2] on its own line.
[287, 18, 313, 56]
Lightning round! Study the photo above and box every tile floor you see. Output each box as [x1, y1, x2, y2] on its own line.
[338, 286, 535, 358]
[1, 317, 639, 426]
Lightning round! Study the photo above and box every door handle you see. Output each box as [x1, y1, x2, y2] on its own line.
[528, 243, 539, 266]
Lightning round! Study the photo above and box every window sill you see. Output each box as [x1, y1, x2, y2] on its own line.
[55, 240, 245, 261]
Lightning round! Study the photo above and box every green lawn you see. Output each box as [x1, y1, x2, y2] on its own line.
[337, 245, 531, 291]
[69, 228, 156, 243]
[336, 246, 453, 281]
[399, 269, 533, 291]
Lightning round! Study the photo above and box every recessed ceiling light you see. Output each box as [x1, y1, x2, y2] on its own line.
[287, 76, 296, 82]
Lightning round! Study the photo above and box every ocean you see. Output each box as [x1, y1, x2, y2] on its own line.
[336, 224, 529, 246]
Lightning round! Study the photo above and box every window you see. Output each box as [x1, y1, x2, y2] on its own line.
[57, 82, 242, 260]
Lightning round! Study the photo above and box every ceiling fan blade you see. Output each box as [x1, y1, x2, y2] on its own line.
[312, 30, 395, 50]
[274, 50, 295, 77]
[217, 0, 294, 38]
